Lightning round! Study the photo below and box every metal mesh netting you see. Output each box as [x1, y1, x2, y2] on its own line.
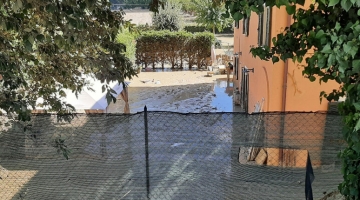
[0, 111, 344, 199]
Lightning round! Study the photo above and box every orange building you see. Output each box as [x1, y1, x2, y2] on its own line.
[232, 3, 341, 168]
[233, 4, 339, 113]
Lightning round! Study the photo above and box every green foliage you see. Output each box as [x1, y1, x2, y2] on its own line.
[110, 0, 149, 9]
[152, 1, 183, 31]
[202, 0, 360, 198]
[116, 28, 137, 64]
[184, 25, 207, 33]
[135, 31, 214, 68]
[184, 25, 233, 33]
[192, 0, 233, 34]
[165, 0, 197, 13]
[0, 1, 136, 121]
[135, 24, 156, 32]
[54, 136, 71, 160]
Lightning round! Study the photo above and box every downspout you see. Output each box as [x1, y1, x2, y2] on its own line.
[281, 14, 291, 112]
[279, 13, 292, 166]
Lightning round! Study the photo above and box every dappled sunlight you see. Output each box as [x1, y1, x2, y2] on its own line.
[0, 169, 37, 200]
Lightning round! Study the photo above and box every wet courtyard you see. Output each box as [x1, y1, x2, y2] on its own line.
[108, 76, 241, 113]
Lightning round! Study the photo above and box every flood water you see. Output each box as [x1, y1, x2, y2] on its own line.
[210, 79, 234, 112]
[108, 78, 240, 113]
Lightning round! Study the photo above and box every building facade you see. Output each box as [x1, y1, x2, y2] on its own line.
[233, 3, 339, 113]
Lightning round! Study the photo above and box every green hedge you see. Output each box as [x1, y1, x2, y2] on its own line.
[184, 26, 207, 33]
[184, 25, 233, 34]
[135, 31, 214, 69]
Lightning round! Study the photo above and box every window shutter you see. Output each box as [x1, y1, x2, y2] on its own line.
[258, 13, 263, 45]
[265, 7, 271, 46]
[242, 17, 250, 36]
[246, 17, 250, 36]
[235, 56, 239, 80]
[262, 7, 268, 46]
[242, 18, 246, 35]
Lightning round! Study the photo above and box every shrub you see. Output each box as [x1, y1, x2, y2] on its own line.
[135, 24, 155, 32]
[152, 2, 183, 31]
[135, 31, 214, 69]
[116, 28, 137, 64]
[184, 25, 207, 33]
[193, 0, 233, 34]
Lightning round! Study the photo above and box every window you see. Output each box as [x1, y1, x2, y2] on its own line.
[234, 55, 239, 80]
[258, 6, 271, 46]
[242, 17, 250, 36]
[240, 67, 249, 113]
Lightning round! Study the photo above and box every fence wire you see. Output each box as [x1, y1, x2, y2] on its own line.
[0, 111, 344, 200]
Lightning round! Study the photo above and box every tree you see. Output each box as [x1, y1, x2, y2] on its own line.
[219, 0, 360, 198]
[170, 0, 197, 14]
[192, 0, 232, 34]
[116, 28, 137, 64]
[0, 0, 136, 122]
[152, 1, 183, 31]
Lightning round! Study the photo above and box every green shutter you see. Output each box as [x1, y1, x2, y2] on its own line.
[265, 7, 271, 46]
[258, 13, 263, 45]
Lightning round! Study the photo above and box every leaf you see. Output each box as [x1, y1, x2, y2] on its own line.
[222, 12, 230, 18]
[36, 34, 45, 42]
[328, 53, 335, 65]
[286, 5, 296, 15]
[28, 35, 34, 45]
[102, 85, 105, 93]
[344, 41, 358, 58]
[309, 76, 316, 82]
[109, 88, 117, 94]
[296, 0, 305, 6]
[321, 44, 332, 54]
[315, 30, 325, 39]
[59, 90, 66, 97]
[233, 12, 244, 21]
[13, 0, 23, 12]
[272, 56, 279, 63]
[106, 93, 112, 105]
[54, 35, 64, 47]
[350, 187, 359, 196]
[301, 19, 308, 26]
[354, 118, 360, 131]
[335, 22, 341, 31]
[352, 59, 360, 73]
[331, 35, 338, 44]
[353, 102, 360, 111]
[328, 0, 340, 6]
[24, 40, 32, 51]
[341, 0, 352, 12]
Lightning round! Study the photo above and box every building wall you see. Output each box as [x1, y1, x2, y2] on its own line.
[233, 5, 339, 113]
[232, 1, 342, 168]
[285, 57, 339, 112]
[234, 7, 288, 112]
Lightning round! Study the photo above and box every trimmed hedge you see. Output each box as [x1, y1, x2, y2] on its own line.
[184, 25, 234, 34]
[184, 25, 207, 33]
[135, 31, 214, 69]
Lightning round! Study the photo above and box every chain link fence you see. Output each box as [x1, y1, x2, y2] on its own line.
[0, 110, 345, 199]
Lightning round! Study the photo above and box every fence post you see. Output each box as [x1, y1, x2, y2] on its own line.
[144, 106, 150, 199]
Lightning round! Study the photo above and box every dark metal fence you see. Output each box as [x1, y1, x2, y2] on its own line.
[0, 109, 345, 199]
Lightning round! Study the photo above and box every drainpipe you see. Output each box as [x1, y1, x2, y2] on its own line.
[279, 13, 292, 167]
[281, 14, 291, 112]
